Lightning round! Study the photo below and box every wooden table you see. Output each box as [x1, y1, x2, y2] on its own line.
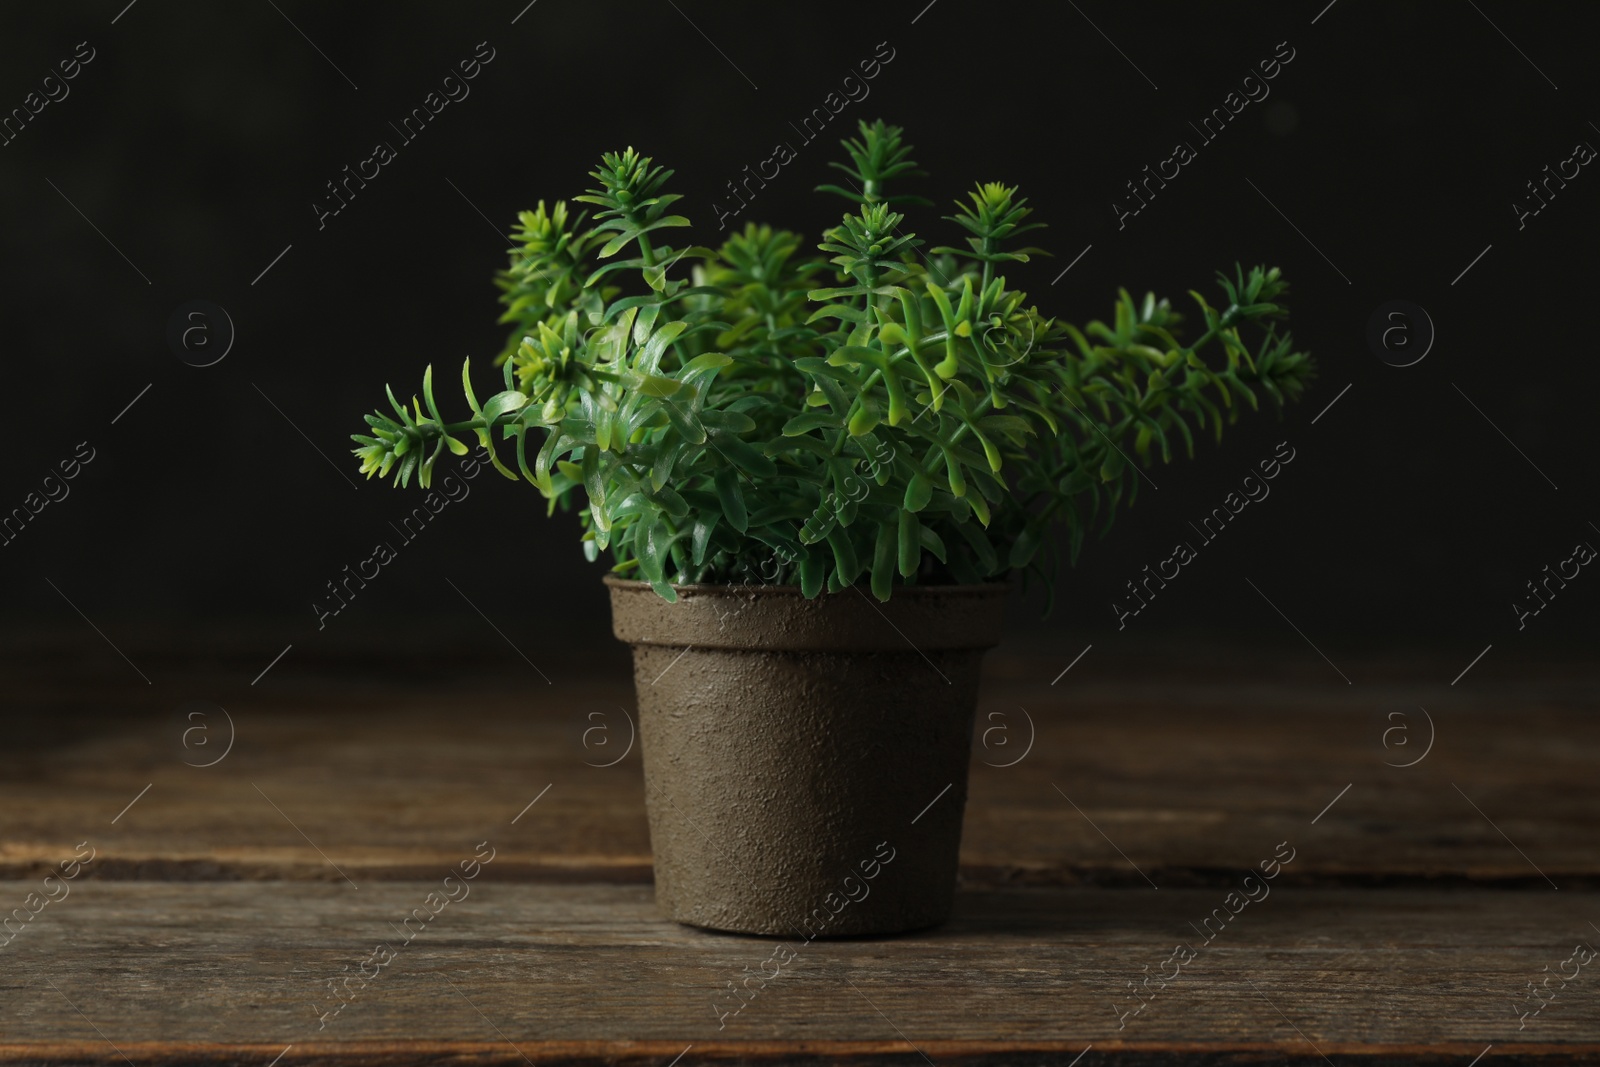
[2, 633, 1596, 1064]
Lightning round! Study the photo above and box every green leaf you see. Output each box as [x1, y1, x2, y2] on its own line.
[871, 522, 895, 602]
[848, 400, 881, 437]
[897, 509, 920, 577]
[638, 519, 670, 580]
[715, 467, 748, 533]
[482, 390, 530, 423]
[691, 514, 719, 566]
[903, 471, 932, 512]
[826, 525, 862, 588]
[808, 285, 869, 302]
[1099, 448, 1125, 481]
[680, 351, 733, 376]
[940, 445, 967, 497]
[650, 441, 678, 491]
[952, 518, 999, 574]
[638, 320, 689, 372]
[652, 485, 690, 520]
[421, 364, 444, 426]
[461, 358, 481, 415]
[806, 302, 872, 324]
[712, 433, 777, 478]
[1008, 523, 1043, 569]
[799, 552, 824, 598]
[598, 230, 641, 258]
[635, 373, 683, 398]
[698, 410, 756, 434]
[582, 445, 609, 530]
[660, 400, 707, 445]
[783, 412, 840, 436]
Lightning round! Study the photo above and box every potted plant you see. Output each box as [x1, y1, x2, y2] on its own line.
[350, 120, 1313, 936]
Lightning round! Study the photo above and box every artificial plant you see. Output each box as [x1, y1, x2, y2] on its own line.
[351, 120, 1314, 602]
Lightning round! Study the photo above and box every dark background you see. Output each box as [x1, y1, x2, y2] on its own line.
[3, 1, 1597, 687]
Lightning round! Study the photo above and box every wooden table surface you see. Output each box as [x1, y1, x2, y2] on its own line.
[2, 633, 1597, 1064]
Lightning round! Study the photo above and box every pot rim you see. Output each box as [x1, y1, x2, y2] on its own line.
[602, 575, 1014, 597]
[605, 575, 1011, 650]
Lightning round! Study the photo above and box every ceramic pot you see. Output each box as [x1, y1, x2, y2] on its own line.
[606, 577, 1008, 936]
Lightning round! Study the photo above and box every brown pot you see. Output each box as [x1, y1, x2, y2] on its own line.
[605, 577, 1008, 937]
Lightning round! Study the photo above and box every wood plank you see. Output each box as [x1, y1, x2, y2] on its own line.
[4, 1041, 1600, 1067]
[1, 655, 1595, 886]
[0, 883, 1597, 1053]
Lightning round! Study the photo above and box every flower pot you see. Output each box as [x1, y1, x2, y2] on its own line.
[605, 577, 1008, 937]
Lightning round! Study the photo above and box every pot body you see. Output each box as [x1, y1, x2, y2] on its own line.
[606, 577, 1007, 936]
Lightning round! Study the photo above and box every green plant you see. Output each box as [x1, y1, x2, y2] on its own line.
[351, 120, 1314, 603]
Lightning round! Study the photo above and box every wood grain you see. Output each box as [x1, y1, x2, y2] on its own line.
[2, 641, 1596, 1061]
[1, 883, 1597, 1050]
[1, 653, 1595, 887]
[5, 1042, 1600, 1067]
